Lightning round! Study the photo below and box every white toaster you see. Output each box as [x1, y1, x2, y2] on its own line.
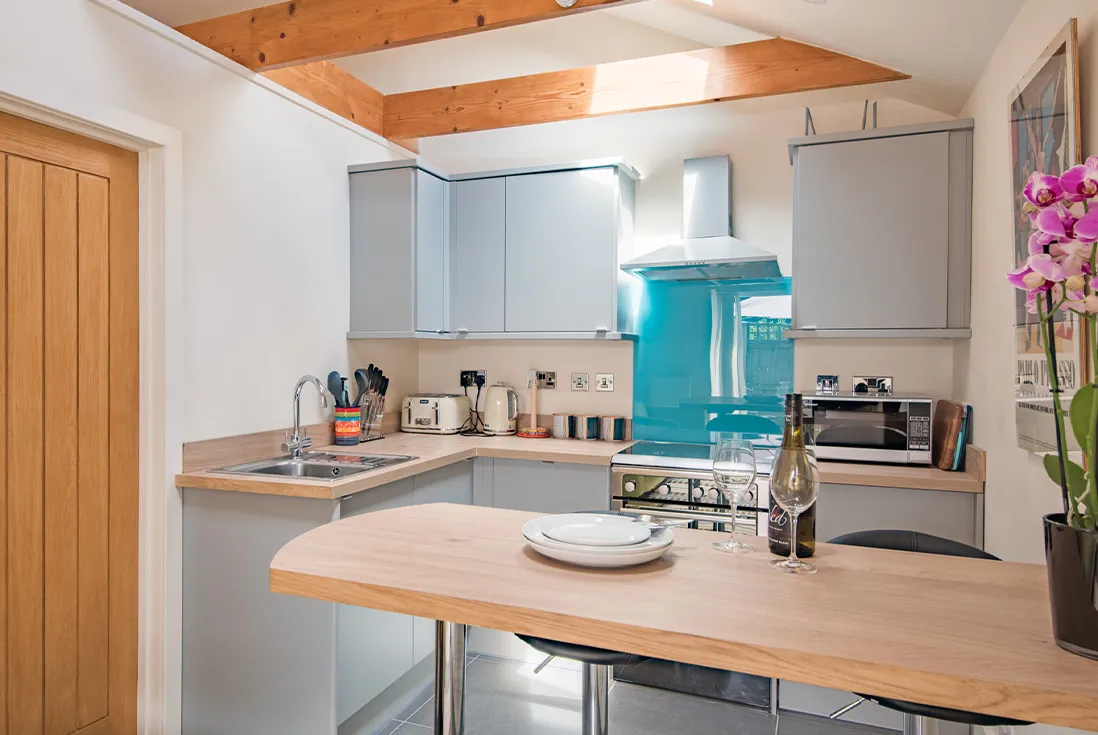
[401, 394, 470, 434]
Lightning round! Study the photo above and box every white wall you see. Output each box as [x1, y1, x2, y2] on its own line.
[0, 0, 401, 443]
[417, 93, 959, 402]
[957, 0, 1098, 562]
[957, 6, 1097, 733]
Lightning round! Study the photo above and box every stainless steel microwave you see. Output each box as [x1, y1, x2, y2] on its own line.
[803, 395, 932, 465]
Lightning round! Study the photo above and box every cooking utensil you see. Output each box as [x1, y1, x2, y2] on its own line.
[340, 378, 351, 410]
[327, 371, 344, 408]
[354, 369, 369, 408]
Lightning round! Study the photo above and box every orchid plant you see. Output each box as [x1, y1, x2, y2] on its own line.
[1008, 158, 1098, 530]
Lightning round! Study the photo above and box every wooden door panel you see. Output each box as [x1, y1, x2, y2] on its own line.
[0, 113, 138, 734]
[0, 155, 7, 735]
[8, 155, 46, 735]
[44, 165, 80, 735]
[76, 174, 111, 728]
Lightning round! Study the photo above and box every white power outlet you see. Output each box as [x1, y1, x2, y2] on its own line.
[571, 373, 589, 391]
[595, 373, 614, 392]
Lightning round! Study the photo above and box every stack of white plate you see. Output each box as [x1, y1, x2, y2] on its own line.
[523, 513, 674, 568]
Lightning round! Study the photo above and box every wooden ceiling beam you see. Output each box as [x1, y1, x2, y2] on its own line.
[262, 61, 386, 137]
[383, 39, 910, 139]
[177, 0, 640, 71]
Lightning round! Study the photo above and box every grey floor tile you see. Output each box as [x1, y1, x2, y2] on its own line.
[777, 711, 894, 735]
[392, 723, 432, 734]
[370, 721, 402, 735]
[611, 681, 775, 735]
[394, 683, 434, 722]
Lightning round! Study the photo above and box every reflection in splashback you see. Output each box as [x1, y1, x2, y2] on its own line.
[632, 277, 794, 444]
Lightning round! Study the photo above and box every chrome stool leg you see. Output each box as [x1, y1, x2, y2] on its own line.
[435, 622, 468, 735]
[581, 663, 609, 735]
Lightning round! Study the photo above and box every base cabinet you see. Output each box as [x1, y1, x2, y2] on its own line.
[469, 458, 611, 660]
[778, 482, 983, 733]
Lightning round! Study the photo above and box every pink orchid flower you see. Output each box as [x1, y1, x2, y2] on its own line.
[1008, 254, 1061, 293]
[1062, 256, 1091, 300]
[1026, 284, 1066, 315]
[1037, 204, 1098, 243]
[1060, 156, 1098, 202]
[1024, 172, 1065, 207]
[1065, 294, 1098, 314]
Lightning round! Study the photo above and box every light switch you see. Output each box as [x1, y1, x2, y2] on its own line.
[571, 373, 589, 391]
[595, 373, 614, 392]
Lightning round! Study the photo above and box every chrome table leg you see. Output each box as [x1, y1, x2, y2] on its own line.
[581, 663, 609, 735]
[435, 621, 468, 735]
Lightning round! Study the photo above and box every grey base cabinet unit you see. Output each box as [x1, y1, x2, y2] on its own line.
[777, 481, 982, 734]
[180, 460, 473, 735]
[467, 457, 610, 660]
[787, 120, 974, 339]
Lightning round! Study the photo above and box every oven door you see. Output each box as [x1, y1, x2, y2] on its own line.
[612, 466, 766, 536]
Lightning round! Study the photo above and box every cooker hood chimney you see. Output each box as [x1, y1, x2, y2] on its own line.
[620, 155, 781, 282]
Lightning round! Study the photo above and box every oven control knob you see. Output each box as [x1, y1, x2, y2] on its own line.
[690, 486, 702, 499]
[706, 487, 720, 501]
[623, 481, 636, 493]
[656, 484, 670, 495]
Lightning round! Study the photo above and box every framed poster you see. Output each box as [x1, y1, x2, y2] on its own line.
[1011, 19, 1083, 453]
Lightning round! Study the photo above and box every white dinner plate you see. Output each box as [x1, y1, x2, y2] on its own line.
[540, 513, 651, 547]
[522, 515, 674, 568]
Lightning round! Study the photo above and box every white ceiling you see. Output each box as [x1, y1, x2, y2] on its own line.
[126, 0, 1025, 115]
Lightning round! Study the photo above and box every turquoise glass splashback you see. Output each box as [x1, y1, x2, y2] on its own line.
[631, 277, 794, 444]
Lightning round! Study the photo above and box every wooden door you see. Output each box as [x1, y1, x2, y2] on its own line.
[0, 111, 138, 734]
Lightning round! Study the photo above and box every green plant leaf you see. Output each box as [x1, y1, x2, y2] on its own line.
[1069, 383, 1098, 450]
[1044, 453, 1086, 500]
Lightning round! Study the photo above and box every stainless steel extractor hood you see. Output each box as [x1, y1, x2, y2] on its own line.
[621, 156, 782, 282]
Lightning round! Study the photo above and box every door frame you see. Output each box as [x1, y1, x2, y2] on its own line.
[0, 45, 184, 735]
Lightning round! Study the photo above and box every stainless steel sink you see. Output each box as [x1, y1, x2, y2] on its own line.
[213, 451, 416, 482]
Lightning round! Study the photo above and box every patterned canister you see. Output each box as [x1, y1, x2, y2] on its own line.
[552, 413, 576, 440]
[575, 415, 600, 441]
[333, 406, 362, 446]
[599, 416, 626, 442]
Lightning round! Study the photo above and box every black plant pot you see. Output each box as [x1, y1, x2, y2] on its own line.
[1044, 513, 1098, 659]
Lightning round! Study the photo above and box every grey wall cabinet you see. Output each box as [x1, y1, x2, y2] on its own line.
[347, 160, 638, 340]
[349, 167, 448, 337]
[787, 120, 973, 339]
[504, 168, 631, 334]
[449, 178, 506, 333]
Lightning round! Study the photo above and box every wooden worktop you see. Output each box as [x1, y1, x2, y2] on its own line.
[271, 503, 1097, 731]
[175, 430, 986, 498]
[175, 432, 631, 500]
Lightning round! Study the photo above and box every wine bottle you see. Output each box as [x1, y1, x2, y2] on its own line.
[768, 393, 817, 558]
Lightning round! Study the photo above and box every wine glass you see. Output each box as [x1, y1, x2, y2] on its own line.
[711, 439, 758, 554]
[769, 443, 820, 574]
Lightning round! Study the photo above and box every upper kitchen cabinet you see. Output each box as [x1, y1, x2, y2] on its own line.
[348, 164, 448, 337]
[787, 120, 974, 338]
[504, 166, 637, 336]
[449, 178, 506, 334]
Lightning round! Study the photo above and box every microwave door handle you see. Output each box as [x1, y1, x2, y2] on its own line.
[619, 506, 738, 526]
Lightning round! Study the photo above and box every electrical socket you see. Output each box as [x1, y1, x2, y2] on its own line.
[595, 373, 614, 392]
[528, 371, 556, 389]
[460, 370, 487, 388]
[571, 373, 589, 391]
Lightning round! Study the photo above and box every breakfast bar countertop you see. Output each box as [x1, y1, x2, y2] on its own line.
[270, 503, 1098, 732]
[174, 430, 987, 499]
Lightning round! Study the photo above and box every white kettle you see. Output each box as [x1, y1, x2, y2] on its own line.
[482, 383, 518, 435]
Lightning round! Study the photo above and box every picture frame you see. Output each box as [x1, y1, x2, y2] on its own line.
[1011, 18, 1083, 453]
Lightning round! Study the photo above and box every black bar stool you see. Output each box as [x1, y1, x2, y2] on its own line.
[827, 530, 1031, 735]
[515, 634, 646, 735]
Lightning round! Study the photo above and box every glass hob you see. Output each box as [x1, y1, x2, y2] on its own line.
[613, 440, 778, 474]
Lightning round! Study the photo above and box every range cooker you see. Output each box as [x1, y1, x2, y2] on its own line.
[609, 440, 779, 710]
